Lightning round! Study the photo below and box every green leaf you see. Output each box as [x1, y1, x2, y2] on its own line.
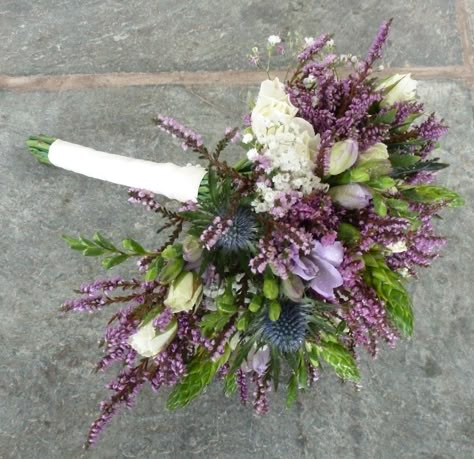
[286, 373, 298, 408]
[223, 373, 237, 397]
[389, 154, 420, 168]
[200, 311, 232, 336]
[228, 339, 255, 374]
[93, 232, 117, 251]
[82, 247, 108, 256]
[62, 235, 87, 251]
[167, 357, 219, 410]
[368, 176, 396, 190]
[102, 254, 129, 269]
[401, 185, 464, 207]
[79, 236, 96, 248]
[338, 223, 361, 245]
[372, 192, 388, 217]
[317, 342, 360, 382]
[374, 108, 397, 125]
[144, 257, 163, 281]
[365, 259, 414, 337]
[270, 347, 281, 392]
[122, 239, 146, 254]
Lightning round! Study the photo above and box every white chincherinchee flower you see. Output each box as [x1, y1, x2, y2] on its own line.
[268, 35, 281, 45]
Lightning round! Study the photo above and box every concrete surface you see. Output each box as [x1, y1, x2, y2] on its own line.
[1, 1, 474, 458]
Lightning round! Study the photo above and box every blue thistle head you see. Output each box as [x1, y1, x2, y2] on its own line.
[261, 301, 309, 353]
[216, 206, 256, 253]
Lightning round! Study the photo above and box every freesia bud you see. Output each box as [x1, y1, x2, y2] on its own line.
[182, 235, 203, 263]
[328, 139, 358, 176]
[329, 184, 372, 209]
[357, 143, 389, 164]
[128, 318, 177, 358]
[282, 274, 304, 301]
[165, 272, 203, 312]
[376, 73, 417, 107]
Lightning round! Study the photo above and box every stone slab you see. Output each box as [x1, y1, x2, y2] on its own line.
[0, 79, 473, 458]
[1, 0, 463, 76]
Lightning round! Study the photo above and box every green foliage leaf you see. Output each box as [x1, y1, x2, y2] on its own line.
[372, 192, 388, 217]
[317, 341, 360, 382]
[401, 185, 464, 207]
[62, 235, 87, 251]
[223, 373, 237, 397]
[101, 254, 129, 270]
[82, 247, 108, 257]
[167, 357, 219, 410]
[122, 239, 146, 254]
[374, 108, 397, 125]
[389, 154, 420, 168]
[364, 254, 414, 336]
[93, 232, 117, 251]
[286, 373, 298, 408]
[338, 223, 361, 245]
[200, 310, 233, 336]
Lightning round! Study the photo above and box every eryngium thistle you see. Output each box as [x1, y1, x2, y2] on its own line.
[216, 207, 256, 252]
[261, 302, 309, 353]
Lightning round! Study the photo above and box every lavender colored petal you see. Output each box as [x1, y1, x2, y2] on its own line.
[292, 256, 319, 280]
[309, 258, 343, 298]
[313, 241, 344, 267]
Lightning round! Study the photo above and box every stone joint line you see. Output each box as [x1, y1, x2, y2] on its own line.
[2, 5, 474, 92]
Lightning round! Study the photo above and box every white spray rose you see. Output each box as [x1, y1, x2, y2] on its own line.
[329, 184, 372, 209]
[128, 318, 177, 358]
[251, 78, 298, 142]
[165, 272, 203, 313]
[376, 73, 417, 106]
[328, 139, 358, 176]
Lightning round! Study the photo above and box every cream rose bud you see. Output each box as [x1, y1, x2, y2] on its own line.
[328, 139, 358, 176]
[165, 272, 203, 312]
[376, 73, 417, 106]
[182, 235, 203, 263]
[128, 318, 177, 358]
[282, 274, 305, 301]
[329, 184, 372, 209]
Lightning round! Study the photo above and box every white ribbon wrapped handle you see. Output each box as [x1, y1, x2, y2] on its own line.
[49, 140, 207, 202]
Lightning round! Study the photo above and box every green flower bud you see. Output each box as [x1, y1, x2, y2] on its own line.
[248, 294, 264, 312]
[263, 274, 279, 300]
[159, 258, 185, 284]
[268, 300, 281, 321]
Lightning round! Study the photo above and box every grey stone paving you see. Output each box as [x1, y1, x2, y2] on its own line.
[0, 0, 462, 75]
[1, 2, 474, 459]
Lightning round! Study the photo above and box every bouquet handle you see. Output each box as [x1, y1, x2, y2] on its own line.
[26, 136, 206, 202]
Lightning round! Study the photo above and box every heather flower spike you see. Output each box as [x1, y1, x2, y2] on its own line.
[25, 21, 463, 447]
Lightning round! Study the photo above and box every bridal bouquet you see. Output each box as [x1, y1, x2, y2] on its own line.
[27, 20, 462, 446]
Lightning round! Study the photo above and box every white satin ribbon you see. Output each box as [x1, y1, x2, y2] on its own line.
[48, 140, 206, 202]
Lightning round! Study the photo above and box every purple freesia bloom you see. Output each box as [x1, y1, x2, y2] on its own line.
[292, 241, 344, 298]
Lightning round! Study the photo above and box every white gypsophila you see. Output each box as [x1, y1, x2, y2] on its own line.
[268, 35, 281, 45]
[249, 78, 328, 214]
[242, 133, 254, 144]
